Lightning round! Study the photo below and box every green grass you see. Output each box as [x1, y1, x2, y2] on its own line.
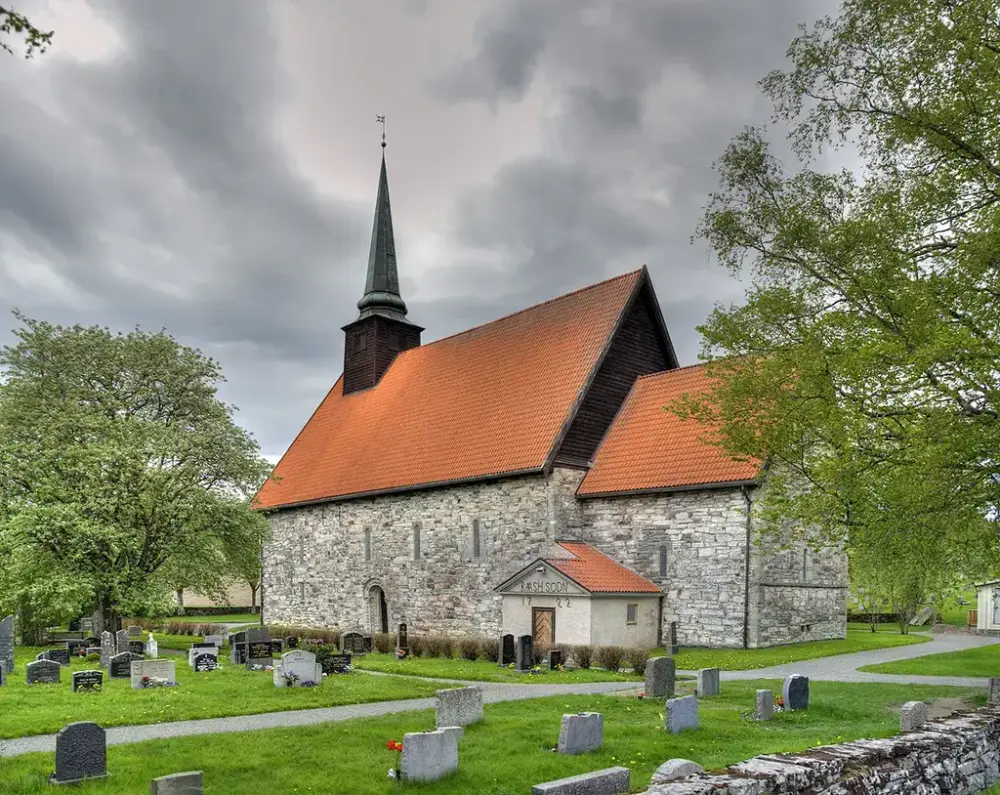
[934, 589, 977, 628]
[150, 633, 222, 652]
[0, 680, 982, 794]
[0, 646, 439, 739]
[165, 613, 260, 625]
[859, 641, 1000, 677]
[353, 653, 643, 683]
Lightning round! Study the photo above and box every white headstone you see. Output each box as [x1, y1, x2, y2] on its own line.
[131, 659, 177, 689]
[273, 650, 320, 687]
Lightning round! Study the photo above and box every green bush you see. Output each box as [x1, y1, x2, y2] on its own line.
[624, 646, 650, 676]
[409, 635, 427, 657]
[594, 644, 625, 672]
[480, 637, 499, 662]
[459, 637, 480, 661]
[572, 644, 593, 669]
[268, 625, 341, 647]
[373, 632, 394, 654]
[86, 652, 101, 663]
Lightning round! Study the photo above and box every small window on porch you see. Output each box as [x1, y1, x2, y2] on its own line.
[626, 603, 638, 625]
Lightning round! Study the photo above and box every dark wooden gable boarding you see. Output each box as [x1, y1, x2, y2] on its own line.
[342, 315, 422, 395]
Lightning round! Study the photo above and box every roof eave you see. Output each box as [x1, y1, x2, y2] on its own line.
[576, 478, 761, 500]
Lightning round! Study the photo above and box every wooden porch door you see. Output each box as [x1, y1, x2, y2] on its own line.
[532, 607, 555, 646]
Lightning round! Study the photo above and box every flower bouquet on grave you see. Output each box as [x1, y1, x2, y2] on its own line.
[386, 740, 403, 780]
[775, 695, 785, 713]
[139, 676, 176, 689]
[282, 671, 300, 688]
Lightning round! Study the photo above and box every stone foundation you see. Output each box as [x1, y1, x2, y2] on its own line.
[642, 707, 1000, 794]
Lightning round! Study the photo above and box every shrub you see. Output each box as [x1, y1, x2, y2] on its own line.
[373, 632, 394, 654]
[480, 637, 499, 662]
[624, 646, 650, 676]
[532, 641, 550, 667]
[268, 625, 342, 647]
[439, 636, 456, 659]
[594, 644, 625, 672]
[86, 652, 101, 663]
[572, 644, 593, 669]
[409, 635, 427, 657]
[459, 637, 480, 661]
[424, 635, 452, 658]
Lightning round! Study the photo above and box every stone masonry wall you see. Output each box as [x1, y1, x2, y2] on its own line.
[642, 707, 1000, 795]
[262, 472, 576, 635]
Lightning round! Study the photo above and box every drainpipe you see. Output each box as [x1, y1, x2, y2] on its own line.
[741, 485, 753, 650]
[259, 538, 265, 627]
[656, 596, 664, 648]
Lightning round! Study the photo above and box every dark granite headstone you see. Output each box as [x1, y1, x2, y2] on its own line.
[66, 640, 89, 657]
[285, 636, 299, 649]
[547, 649, 563, 670]
[396, 623, 408, 650]
[26, 659, 61, 684]
[362, 634, 373, 653]
[72, 670, 104, 692]
[229, 631, 247, 665]
[500, 634, 515, 666]
[667, 621, 679, 656]
[783, 675, 809, 711]
[43, 648, 72, 666]
[50, 722, 107, 784]
[0, 614, 14, 675]
[68, 618, 82, 632]
[109, 652, 135, 679]
[270, 639, 285, 656]
[324, 653, 352, 674]
[341, 632, 365, 654]
[193, 654, 219, 673]
[246, 642, 272, 670]
[515, 635, 533, 671]
[128, 640, 146, 656]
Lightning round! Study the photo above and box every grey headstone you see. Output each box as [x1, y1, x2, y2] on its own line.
[0, 660, 6, 686]
[650, 759, 704, 785]
[274, 650, 319, 687]
[115, 629, 129, 655]
[100, 632, 115, 668]
[26, 659, 61, 685]
[667, 621, 679, 655]
[435, 686, 483, 728]
[516, 634, 533, 671]
[990, 678, 1000, 705]
[43, 648, 72, 666]
[72, 670, 104, 692]
[127, 625, 142, 637]
[531, 767, 630, 795]
[131, 659, 177, 689]
[644, 656, 675, 698]
[665, 695, 698, 734]
[0, 615, 14, 675]
[51, 722, 107, 784]
[696, 667, 720, 697]
[755, 689, 773, 721]
[246, 626, 270, 643]
[400, 729, 459, 782]
[150, 770, 203, 794]
[783, 674, 809, 710]
[202, 635, 223, 647]
[557, 712, 603, 755]
[900, 700, 928, 732]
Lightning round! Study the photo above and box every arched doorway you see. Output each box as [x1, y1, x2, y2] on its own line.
[368, 584, 389, 633]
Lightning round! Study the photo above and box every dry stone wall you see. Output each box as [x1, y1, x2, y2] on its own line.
[642, 707, 1000, 795]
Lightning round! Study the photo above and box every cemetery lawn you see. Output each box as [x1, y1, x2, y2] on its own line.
[0, 680, 982, 794]
[0, 647, 440, 739]
[165, 613, 259, 624]
[858, 641, 1000, 677]
[353, 653, 643, 683]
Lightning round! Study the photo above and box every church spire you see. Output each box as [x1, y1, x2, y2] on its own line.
[356, 127, 409, 323]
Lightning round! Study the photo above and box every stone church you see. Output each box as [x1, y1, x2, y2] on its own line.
[255, 151, 848, 649]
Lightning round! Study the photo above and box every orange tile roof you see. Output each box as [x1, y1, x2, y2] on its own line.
[577, 364, 761, 497]
[547, 542, 660, 593]
[254, 269, 644, 509]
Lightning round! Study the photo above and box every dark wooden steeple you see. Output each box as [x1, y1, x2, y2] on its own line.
[342, 148, 422, 395]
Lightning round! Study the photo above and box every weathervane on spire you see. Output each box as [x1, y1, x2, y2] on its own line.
[376, 115, 386, 148]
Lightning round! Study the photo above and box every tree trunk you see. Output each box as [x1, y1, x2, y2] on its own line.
[97, 591, 120, 634]
[249, 581, 259, 609]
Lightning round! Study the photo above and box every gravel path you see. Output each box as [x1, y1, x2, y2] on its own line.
[3, 632, 995, 759]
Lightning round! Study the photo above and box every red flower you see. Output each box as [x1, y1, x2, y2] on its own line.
[386, 740, 403, 752]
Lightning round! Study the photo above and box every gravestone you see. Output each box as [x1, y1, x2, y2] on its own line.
[50, 722, 107, 784]
[246, 641, 272, 670]
[990, 678, 1000, 705]
[43, 648, 72, 666]
[188, 646, 219, 668]
[341, 632, 365, 655]
[68, 618, 82, 632]
[547, 648, 563, 670]
[557, 712, 603, 755]
[131, 659, 177, 688]
[783, 674, 809, 711]
[230, 632, 247, 666]
[80, 618, 95, 635]
[362, 634, 373, 653]
[146, 635, 158, 659]
[0, 660, 6, 686]
[0, 614, 14, 674]
[399, 728, 459, 782]
[900, 700, 928, 732]
[435, 686, 483, 728]
[531, 767, 630, 795]
[516, 634, 533, 671]
[72, 670, 104, 693]
[203, 635, 223, 647]
[645, 656, 675, 698]
[115, 629, 130, 655]
[396, 623, 409, 657]
[129, 640, 146, 656]
[665, 695, 698, 734]
[246, 626, 271, 643]
[323, 653, 352, 674]
[270, 639, 285, 657]
[696, 667, 720, 697]
[66, 639, 89, 657]
[100, 631, 115, 668]
[651, 759, 704, 785]
[273, 650, 321, 687]
[127, 625, 142, 637]
[193, 654, 218, 673]
[109, 652, 136, 679]
[86, 646, 101, 658]
[285, 636, 299, 649]
[667, 621, 679, 655]
[755, 689, 773, 721]
[500, 634, 515, 665]
[26, 659, 61, 684]
[151, 771, 203, 794]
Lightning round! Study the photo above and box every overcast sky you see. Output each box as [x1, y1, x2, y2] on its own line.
[0, 0, 836, 462]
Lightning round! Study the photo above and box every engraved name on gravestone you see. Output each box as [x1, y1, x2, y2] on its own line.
[109, 652, 135, 679]
[0, 614, 15, 674]
[246, 642, 272, 670]
[50, 722, 108, 785]
[100, 632, 115, 668]
[72, 670, 104, 692]
[189, 646, 218, 668]
[500, 634, 515, 666]
[193, 654, 218, 673]
[26, 659, 61, 685]
[323, 653, 352, 674]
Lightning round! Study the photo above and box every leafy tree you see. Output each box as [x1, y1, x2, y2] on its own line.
[0, 312, 272, 630]
[681, 0, 1000, 589]
[1, 4, 53, 58]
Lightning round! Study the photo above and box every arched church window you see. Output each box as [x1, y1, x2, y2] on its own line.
[472, 519, 481, 559]
[658, 541, 671, 578]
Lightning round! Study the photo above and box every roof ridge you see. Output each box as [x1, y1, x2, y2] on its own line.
[635, 361, 707, 381]
[410, 268, 644, 351]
